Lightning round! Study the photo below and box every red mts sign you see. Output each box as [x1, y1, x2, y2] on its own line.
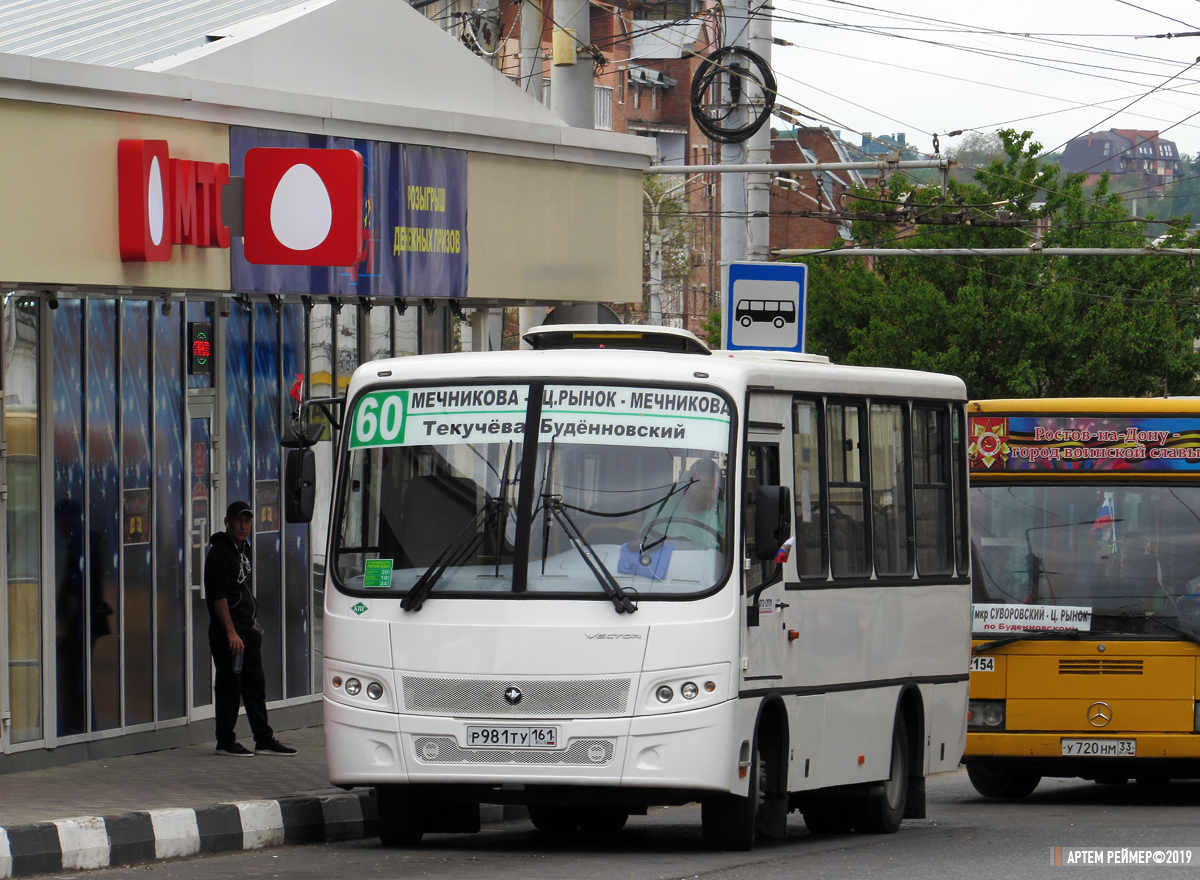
[118, 139, 229, 262]
[242, 147, 364, 267]
[118, 141, 364, 266]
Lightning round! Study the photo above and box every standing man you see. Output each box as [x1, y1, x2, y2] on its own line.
[205, 500, 296, 757]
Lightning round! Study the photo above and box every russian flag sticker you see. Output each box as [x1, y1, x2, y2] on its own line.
[242, 148, 364, 266]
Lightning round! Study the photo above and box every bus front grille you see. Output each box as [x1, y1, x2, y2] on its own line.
[413, 736, 616, 765]
[401, 677, 631, 716]
[1058, 659, 1144, 675]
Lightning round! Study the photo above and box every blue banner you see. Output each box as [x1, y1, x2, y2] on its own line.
[969, 414, 1200, 473]
[230, 128, 468, 298]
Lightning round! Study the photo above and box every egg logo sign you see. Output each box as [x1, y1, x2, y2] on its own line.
[118, 139, 231, 262]
[242, 148, 365, 266]
[117, 139, 172, 262]
[118, 141, 363, 267]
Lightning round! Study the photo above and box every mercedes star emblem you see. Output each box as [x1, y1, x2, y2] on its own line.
[504, 686, 523, 705]
[1087, 701, 1112, 728]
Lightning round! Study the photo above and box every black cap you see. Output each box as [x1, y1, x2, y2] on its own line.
[226, 501, 253, 519]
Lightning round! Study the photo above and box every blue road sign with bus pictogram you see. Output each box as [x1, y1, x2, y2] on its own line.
[723, 262, 807, 352]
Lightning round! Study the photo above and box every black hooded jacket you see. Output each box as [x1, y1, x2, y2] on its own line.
[204, 531, 258, 632]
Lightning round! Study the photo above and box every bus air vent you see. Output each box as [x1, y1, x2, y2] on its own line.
[402, 676, 631, 716]
[1058, 659, 1144, 675]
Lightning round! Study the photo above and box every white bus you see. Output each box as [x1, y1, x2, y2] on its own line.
[290, 324, 971, 850]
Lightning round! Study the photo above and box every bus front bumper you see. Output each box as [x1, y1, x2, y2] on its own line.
[965, 731, 1200, 777]
[324, 696, 739, 793]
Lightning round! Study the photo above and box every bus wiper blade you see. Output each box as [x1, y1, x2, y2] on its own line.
[972, 631, 1075, 654]
[1093, 611, 1200, 647]
[544, 494, 637, 614]
[637, 478, 693, 556]
[401, 506, 491, 612]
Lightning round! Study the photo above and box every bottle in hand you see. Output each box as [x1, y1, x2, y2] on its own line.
[232, 651, 243, 674]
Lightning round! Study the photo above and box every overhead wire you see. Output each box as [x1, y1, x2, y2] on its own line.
[767, 0, 1200, 144]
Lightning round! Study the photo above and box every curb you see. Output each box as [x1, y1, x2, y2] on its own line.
[0, 789, 377, 879]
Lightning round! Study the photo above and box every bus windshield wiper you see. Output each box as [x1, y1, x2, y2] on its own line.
[400, 495, 507, 613]
[401, 443, 516, 612]
[972, 630, 1077, 654]
[1092, 611, 1200, 647]
[543, 493, 637, 614]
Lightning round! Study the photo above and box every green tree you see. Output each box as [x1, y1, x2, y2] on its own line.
[800, 130, 1200, 399]
[944, 131, 1007, 186]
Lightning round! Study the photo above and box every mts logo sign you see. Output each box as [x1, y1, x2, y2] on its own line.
[118, 139, 364, 266]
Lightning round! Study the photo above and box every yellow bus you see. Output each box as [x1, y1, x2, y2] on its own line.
[965, 398, 1200, 797]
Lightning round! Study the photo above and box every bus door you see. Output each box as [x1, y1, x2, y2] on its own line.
[743, 393, 793, 683]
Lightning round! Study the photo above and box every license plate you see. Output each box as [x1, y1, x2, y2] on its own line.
[970, 657, 995, 672]
[1061, 738, 1136, 757]
[464, 725, 560, 749]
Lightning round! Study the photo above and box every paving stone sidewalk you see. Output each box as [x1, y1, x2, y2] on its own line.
[0, 726, 381, 878]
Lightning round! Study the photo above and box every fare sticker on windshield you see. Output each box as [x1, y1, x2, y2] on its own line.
[972, 603, 1092, 634]
[363, 559, 394, 588]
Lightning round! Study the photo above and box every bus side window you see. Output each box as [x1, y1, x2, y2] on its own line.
[913, 406, 953, 575]
[870, 402, 911, 576]
[744, 443, 781, 591]
[828, 401, 869, 578]
[792, 398, 825, 578]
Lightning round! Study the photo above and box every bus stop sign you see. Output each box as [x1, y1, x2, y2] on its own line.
[723, 262, 807, 352]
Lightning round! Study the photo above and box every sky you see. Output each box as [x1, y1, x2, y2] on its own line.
[765, 0, 1200, 160]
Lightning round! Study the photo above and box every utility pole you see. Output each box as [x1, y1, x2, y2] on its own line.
[550, 0, 594, 130]
[745, 1, 772, 261]
[518, 0, 547, 346]
[719, 0, 750, 308]
[519, 0, 545, 98]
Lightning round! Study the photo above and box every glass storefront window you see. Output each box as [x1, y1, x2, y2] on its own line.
[52, 299, 87, 737]
[367, 304, 392, 361]
[4, 295, 41, 744]
[396, 303, 419, 356]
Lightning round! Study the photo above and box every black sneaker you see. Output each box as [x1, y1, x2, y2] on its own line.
[255, 738, 298, 756]
[215, 742, 254, 757]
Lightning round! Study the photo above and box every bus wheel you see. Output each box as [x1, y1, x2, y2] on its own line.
[740, 316, 752, 327]
[773, 317, 785, 329]
[856, 715, 909, 834]
[528, 804, 580, 835]
[966, 764, 1041, 798]
[376, 785, 424, 846]
[701, 743, 761, 850]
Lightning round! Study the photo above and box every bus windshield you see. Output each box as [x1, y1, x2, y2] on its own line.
[972, 484, 1200, 636]
[334, 382, 733, 601]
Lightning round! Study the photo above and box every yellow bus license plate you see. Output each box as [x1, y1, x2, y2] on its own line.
[1061, 738, 1136, 757]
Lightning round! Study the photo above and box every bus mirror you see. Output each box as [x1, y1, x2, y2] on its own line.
[285, 448, 316, 524]
[754, 485, 792, 560]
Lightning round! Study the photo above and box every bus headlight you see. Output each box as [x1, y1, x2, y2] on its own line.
[367, 682, 384, 700]
[638, 663, 729, 714]
[968, 700, 1005, 730]
[345, 678, 362, 696]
